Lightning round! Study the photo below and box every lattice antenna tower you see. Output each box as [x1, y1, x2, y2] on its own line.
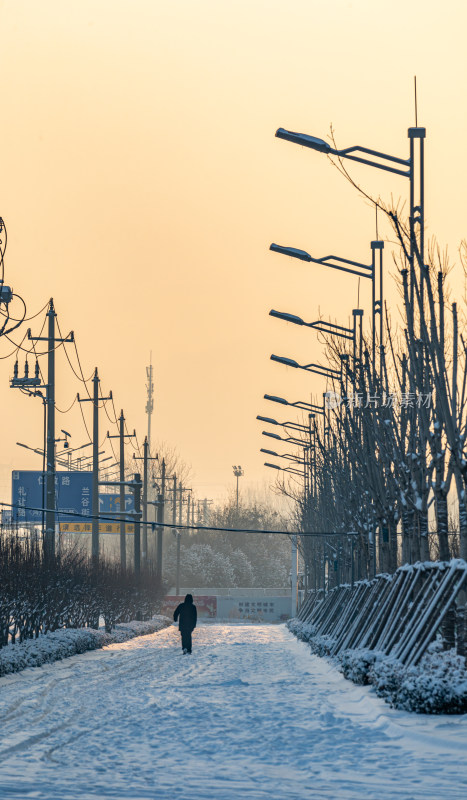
[145, 353, 154, 452]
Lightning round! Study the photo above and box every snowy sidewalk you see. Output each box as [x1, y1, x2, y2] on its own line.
[0, 623, 466, 800]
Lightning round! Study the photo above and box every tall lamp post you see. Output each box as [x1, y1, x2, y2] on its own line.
[274, 124, 425, 275]
[232, 465, 244, 510]
[264, 461, 303, 617]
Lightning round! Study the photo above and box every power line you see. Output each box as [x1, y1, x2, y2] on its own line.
[55, 318, 93, 397]
[0, 298, 49, 324]
[0, 500, 355, 536]
[0, 329, 29, 359]
[79, 400, 93, 443]
[55, 395, 78, 415]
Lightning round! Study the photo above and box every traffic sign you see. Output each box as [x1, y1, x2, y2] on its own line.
[12, 471, 92, 524]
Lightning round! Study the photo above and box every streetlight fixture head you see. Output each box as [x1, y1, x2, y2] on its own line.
[275, 128, 331, 153]
[264, 394, 288, 405]
[269, 310, 303, 326]
[270, 355, 299, 368]
[264, 462, 281, 470]
[262, 431, 282, 440]
[270, 243, 312, 262]
[261, 448, 278, 457]
[256, 415, 278, 426]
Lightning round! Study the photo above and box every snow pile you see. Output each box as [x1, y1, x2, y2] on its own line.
[0, 615, 171, 677]
[288, 620, 467, 713]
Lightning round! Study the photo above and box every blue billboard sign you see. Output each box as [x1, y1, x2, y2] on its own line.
[12, 471, 93, 524]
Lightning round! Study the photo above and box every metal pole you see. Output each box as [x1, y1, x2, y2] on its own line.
[291, 534, 298, 617]
[173, 475, 179, 594]
[176, 482, 182, 595]
[156, 458, 166, 581]
[41, 396, 46, 543]
[91, 368, 99, 566]
[119, 410, 126, 568]
[323, 539, 326, 597]
[370, 241, 384, 381]
[371, 244, 376, 382]
[373, 523, 377, 579]
[142, 436, 148, 564]
[133, 473, 141, 575]
[379, 245, 384, 361]
[156, 492, 163, 584]
[45, 300, 56, 560]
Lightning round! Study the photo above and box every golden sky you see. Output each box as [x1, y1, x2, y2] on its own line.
[1, 0, 466, 503]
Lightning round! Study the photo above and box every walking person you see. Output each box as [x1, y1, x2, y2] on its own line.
[173, 593, 197, 654]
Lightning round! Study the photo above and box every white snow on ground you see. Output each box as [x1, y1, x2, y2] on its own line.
[0, 623, 466, 800]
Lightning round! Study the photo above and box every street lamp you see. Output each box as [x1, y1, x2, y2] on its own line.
[260, 448, 303, 463]
[262, 430, 304, 446]
[256, 414, 310, 434]
[264, 393, 324, 415]
[270, 354, 341, 380]
[232, 465, 244, 510]
[263, 458, 302, 617]
[274, 124, 426, 261]
[270, 309, 354, 341]
[264, 462, 304, 477]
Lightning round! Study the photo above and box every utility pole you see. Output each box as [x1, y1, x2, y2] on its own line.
[156, 458, 166, 581]
[78, 368, 111, 566]
[143, 438, 148, 563]
[26, 300, 73, 560]
[291, 534, 298, 617]
[173, 475, 180, 594]
[119, 411, 126, 566]
[133, 437, 158, 565]
[176, 482, 184, 595]
[133, 473, 142, 576]
[46, 304, 56, 558]
[145, 355, 154, 452]
[107, 410, 135, 568]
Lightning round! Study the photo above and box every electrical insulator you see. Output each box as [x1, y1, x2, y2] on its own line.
[24, 360, 29, 378]
[13, 360, 18, 379]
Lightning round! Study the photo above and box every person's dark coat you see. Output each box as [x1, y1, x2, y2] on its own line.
[173, 594, 197, 633]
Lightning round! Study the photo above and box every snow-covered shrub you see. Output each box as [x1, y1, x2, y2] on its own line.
[0, 616, 171, 677]
[371, 649, 467, 714]
[339, 649, 383, 685]
[287, 620, 335, 655]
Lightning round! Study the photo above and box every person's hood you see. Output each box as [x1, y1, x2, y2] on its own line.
[184, 594, 193, 604]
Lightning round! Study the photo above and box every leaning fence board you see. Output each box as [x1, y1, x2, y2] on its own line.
[297, 559, 467, 665]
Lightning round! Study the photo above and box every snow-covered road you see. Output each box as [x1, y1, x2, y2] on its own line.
[0, 623, 466, 800]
